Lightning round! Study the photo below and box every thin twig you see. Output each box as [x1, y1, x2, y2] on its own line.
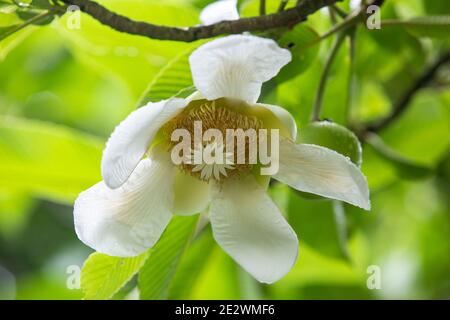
[311, 32, 346, 121]
[328, 6, 338, 24]
[319, 0, 384, 41]
[277, 0, 289, 12]
[260, 0, 266, 15]
[59, 0, 342, 42]
[345, 27, 357, 124]
[319, 9, 361, 41]
[363, 50, 450, 134]
[0, 10, 54, 41]
[379, 19, 414, 26]
[330, 4, 347, 18]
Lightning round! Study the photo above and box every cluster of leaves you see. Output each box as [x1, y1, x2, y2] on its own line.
[0, 0, 449, 299]
[0, 1, 60, 42]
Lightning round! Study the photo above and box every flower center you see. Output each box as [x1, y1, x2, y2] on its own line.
[163, 98, 263, 182]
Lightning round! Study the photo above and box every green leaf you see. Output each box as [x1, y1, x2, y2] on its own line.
[167, 227, 215, 299]
[0, 1, 16, 13]
[81, 252, 150, 300]
[275, 30, 350, 126]
[424, 0, 450, 15]
[0, 10, 53, 41]
[31, 0, 53, 10]
[379, 91, 449, 166]
[190, 0, 215, 9]
[438, 150, 450, 180]
[0, 10, 35, 59]
[56, 1, 200, 98]
[0, 116, 103, 203]
[392, 16, 450, 39]
[0, 24, 20, 41]
[241, 0, 294, 16]
[287, 189, 350, 261]
[139, 47, 197, 105]
[360, 143, 397, 191]
[16, 9, 54, 26]
[188, 247, 241, 299]
[0, 189, 35, 238]
[366, 133, 433, 180]
[139, 215, 199, 300]
[276, 24, 321, 82]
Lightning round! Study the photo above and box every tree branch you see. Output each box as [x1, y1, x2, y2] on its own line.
[363, 50, 450, 134]
[60, 0, 342, 42]
[311, 32, 346, 121]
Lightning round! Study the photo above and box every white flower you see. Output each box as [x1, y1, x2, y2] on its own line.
[190, 141, 235, 181]
[74, 35, 370, 284]
[199, 0, 239, 25]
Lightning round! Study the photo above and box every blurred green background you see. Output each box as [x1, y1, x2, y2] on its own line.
[0, 0, 449, 299]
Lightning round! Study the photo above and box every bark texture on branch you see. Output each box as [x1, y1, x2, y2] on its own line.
[61, 0, 342, 42]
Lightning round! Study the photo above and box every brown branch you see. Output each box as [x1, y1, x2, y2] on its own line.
[363, 50, 450, 134]
[60, 0, 342, 42]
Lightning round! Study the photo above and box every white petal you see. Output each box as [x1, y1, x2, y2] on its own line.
[186, 90, 204, 101]
[74, 154, 174, 257]
[200, 0, 239, 25]
[209, 175, 298, 283]
[189, 35, 291, 103]
[172, 169, 211, 216]
[102, 98, 187, 189]
[255, 103, 297, 140]
[274, 140, 371, 210]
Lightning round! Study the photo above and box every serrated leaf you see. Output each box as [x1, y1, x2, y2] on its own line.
[395, 16, 450, 39]
[0, 116, 103, 203]
[81, 252, 150, 300]
[168, 227, 215, 299]
[139, 215, 199, 300]
[139, 47, 198, 105]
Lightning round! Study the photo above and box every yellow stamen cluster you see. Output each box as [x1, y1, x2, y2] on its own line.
[164, 98, 263, 181]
